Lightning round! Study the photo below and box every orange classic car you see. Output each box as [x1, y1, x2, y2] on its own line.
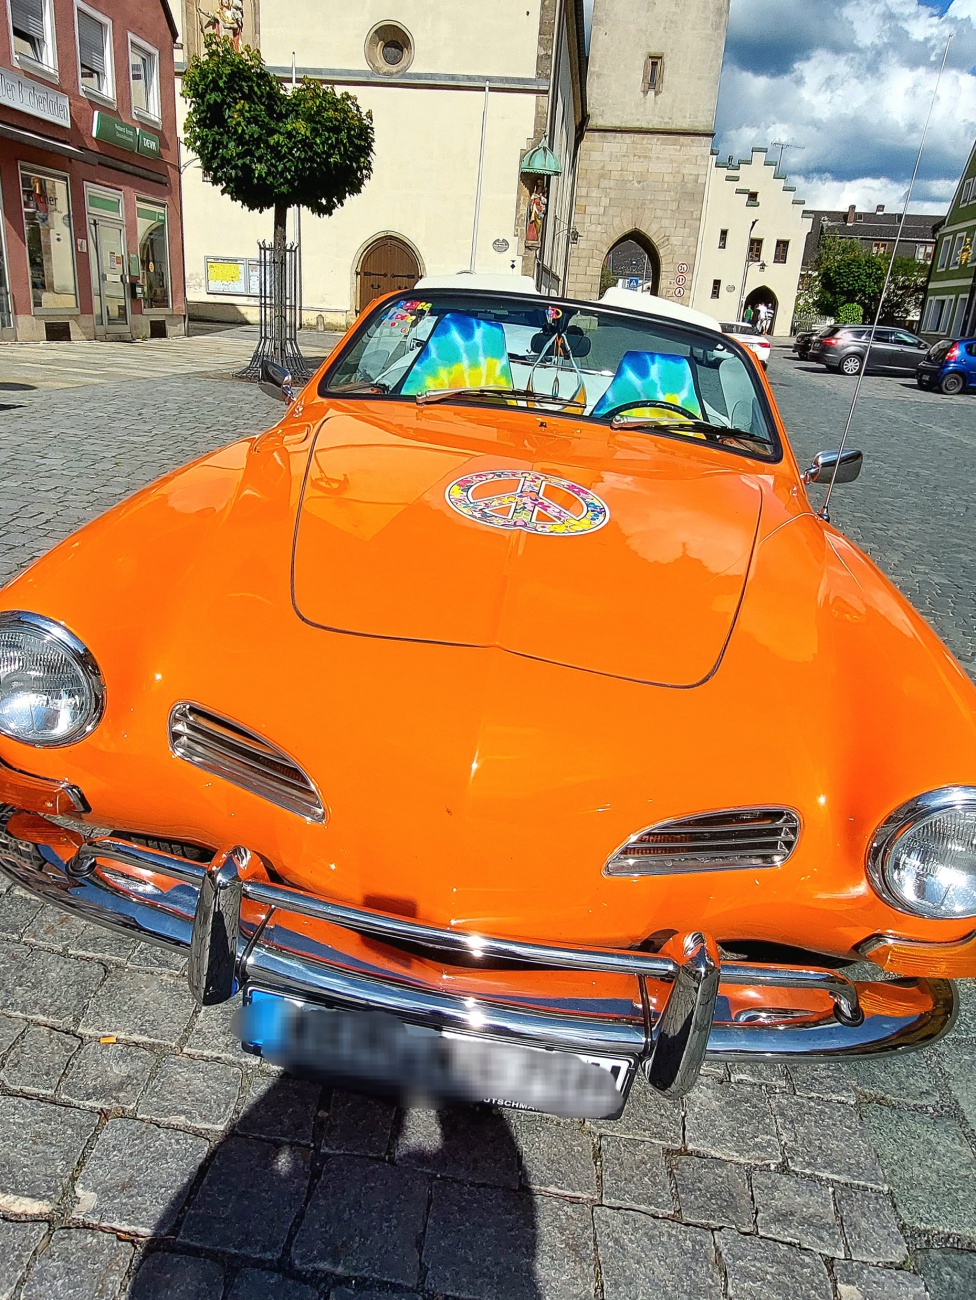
[1, 285, 974, 1119]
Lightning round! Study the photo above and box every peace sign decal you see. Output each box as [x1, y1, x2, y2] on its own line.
[445, 469, 609, 536]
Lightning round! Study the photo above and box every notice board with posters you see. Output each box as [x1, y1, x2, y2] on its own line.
[204, 257, 262, 296]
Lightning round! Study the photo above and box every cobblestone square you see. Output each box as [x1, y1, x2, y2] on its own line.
[0, 335, 974, 1297]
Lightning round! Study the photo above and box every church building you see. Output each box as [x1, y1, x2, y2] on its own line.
[173, 0, 730, 327]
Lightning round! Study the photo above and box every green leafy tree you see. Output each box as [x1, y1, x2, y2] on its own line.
[837, 302, 863, 324]
[877, 255, 927, 325]
[183, 36, 374, 371]
[815, 241, 887, 320]
[812, 231, 927, 326]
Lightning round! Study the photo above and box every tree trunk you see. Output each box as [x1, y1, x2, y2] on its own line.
[272, 199, 288, 368]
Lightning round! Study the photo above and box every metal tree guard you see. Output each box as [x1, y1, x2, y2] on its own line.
[237, 241, 312, 383]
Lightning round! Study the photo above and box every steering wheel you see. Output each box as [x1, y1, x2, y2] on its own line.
[604, 399, 701, 422]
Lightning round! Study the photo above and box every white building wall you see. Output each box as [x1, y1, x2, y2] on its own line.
[177, 0, 551, 326]
[690, 148, 812, 335]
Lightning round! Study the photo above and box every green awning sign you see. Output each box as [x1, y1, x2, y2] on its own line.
[137, 129, 160, 158]
[92, 111, 160, 161]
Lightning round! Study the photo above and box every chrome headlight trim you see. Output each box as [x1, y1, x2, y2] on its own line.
[867, 786, 976, 920]
[0, 609, 106, 747]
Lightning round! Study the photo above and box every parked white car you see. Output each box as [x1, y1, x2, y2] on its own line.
[720, 321, 771, 368]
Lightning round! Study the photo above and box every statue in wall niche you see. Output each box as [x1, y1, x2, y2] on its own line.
[200, 0, 245, 49]
[525, 180, 547, 249]
[185, 0, 257, 58]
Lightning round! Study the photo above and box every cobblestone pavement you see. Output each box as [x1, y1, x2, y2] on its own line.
[0, 324, 340, 391]
[0, 340, 975, 1299]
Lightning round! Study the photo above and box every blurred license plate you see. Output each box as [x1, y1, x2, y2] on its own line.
[239, 991, 631, 1119]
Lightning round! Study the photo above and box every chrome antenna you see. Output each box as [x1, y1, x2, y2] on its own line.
[820, 33, 953, 522]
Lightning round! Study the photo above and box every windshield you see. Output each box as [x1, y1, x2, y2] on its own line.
[322, 292, 779, 459]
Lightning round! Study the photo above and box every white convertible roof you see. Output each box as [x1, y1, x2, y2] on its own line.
[599, 287, 723, 334]
[415, 272, 540, 294]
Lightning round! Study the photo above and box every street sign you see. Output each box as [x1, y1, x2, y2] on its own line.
[676, 262, 688, 274]
[626, 277, 640, 290]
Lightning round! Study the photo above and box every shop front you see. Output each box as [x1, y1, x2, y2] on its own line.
[0, 0, 184, 342]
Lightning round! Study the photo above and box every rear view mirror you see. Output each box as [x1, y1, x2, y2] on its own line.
[529, 327, 592, 358]
[259, 359, 296, 403]
[802, 449, 863, 486]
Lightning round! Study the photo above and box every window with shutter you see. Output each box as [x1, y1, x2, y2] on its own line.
[12, 0, 51, 66]
[77, 6, 111, 95]
[129, 40, 159, 119]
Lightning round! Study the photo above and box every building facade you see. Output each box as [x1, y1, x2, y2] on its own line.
[566, 0, 730, 303]
[176, 0, 586, 328]
[919, 138, 976, 340]
[689, 147, 812, 334]
[801, 206, 939, 270]
[0, 0, 185, 340]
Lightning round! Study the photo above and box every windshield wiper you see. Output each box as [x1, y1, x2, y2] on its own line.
[416, 386, 585, 409]
[330, 381, 390, 394]
[610, 414, 771, 447]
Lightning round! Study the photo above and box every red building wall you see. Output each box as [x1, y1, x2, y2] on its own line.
[0, 0, 185, 339]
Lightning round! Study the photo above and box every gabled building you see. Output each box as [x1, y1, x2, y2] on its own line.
[801, 206, 940, 270]
[919, 138, 976, 340]
[689, 146, 812, 333]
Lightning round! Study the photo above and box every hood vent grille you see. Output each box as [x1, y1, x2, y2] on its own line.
[605, 807, 800, 877]
[169, 703, 325, 823]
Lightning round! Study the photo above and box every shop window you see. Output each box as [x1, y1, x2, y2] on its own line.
[718, 228, 727, 249]
[0, 176, 11, 330]
[76, 3, 114, 99]
[20, 168, 78, 311]
[11, 0, 56, 71]
[129, 36, 160, 121]
[642, 55, 664, 94]
[748, 237, 763, 263]
[710, 279, 721, 299]
[773, 239, 789, 263]
[137, 201, 170, 309]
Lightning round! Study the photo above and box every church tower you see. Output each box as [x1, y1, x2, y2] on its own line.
[569, 0, 730, 301]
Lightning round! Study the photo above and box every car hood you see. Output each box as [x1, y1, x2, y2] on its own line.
[292, 409, 764, 686]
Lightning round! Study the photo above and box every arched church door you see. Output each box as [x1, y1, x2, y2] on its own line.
[356, 237, 421, 314]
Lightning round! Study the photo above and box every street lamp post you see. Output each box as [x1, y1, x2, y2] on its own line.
[737, 217, 759, 323]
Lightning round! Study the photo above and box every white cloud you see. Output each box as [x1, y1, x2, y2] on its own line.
[716, 0, 976, 214]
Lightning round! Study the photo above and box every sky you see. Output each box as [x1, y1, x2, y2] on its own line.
[713, 0, 976, 214]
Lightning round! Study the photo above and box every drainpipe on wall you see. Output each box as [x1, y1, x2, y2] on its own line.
[469, 81, 491, 274]
[736, 217, 759, 323]
[689, 154, 714, 306]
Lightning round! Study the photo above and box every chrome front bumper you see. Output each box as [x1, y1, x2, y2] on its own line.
[0, 827, 957, 1110]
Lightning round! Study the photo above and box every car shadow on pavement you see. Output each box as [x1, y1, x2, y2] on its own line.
[127, 1075, 543, 1300]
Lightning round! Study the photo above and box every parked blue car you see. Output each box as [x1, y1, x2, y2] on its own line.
[916, 338, 976, 395]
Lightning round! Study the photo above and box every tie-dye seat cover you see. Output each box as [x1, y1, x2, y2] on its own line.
[592, 351, 703, 421]
[401, 313, 514, 395]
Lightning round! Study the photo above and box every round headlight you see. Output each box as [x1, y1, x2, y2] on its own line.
[868, 788, 976, 920]
[0, 611, 105, 747]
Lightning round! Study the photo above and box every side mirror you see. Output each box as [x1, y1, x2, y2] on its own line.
[801, 449, 863, 486]
[259, 359, 296, 404]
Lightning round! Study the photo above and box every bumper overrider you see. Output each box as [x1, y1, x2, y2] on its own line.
[0, 805, 957, 1119]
